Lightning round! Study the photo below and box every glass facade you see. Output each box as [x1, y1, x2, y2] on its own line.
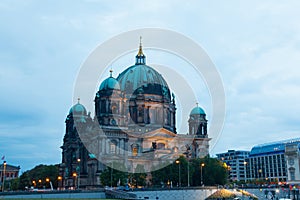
[217, 138, 300, 183]
[216, 150, 249, 181]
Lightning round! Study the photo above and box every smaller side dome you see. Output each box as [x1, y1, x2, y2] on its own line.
[190, 105, 206, 115]
[99, 70, 121, 91]
[69, 100, 87, 115]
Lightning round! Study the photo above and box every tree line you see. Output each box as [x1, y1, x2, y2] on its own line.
[5, 156, 227, 191]
[3, 164, 59, 191]
[100, 156, 228, 188]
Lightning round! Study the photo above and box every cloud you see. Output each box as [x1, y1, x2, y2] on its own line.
[1, 0, 300, 170]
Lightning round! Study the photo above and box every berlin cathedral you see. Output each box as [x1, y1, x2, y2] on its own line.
[59, 41, 211, 188]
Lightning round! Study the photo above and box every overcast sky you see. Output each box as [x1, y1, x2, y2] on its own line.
[1, 0, 300, 172]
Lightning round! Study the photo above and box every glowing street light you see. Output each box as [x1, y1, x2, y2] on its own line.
[57, 176, 62, 190]
[32, 180, 36, 188]
[46, 177, 53, 190]
[200, 163, 205, 186]
[176, 160, 181, 187]
[77, 158, 81, 189]
[243, 161, 247, 183]
[72, 172, 77, 189]
[2, 161, 6, 192]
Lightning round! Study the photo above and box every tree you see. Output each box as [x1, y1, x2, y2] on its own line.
[151, 161, 174, 187]
[129, 164, 147, 188]
[150, 156, 228, 187]
[100, 162, 128, 187]
[151, 156, 189, 187]
[9, 178, 20, 191]
[190, 156, 227, 186]
[18, 164, 59, 190]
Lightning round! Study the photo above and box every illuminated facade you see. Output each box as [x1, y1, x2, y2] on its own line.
[59, 43, 211, 188]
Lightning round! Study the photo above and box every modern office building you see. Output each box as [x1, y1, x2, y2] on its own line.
[216, 150, 249, 182]
[246, 138, 300, 183]
[217, 138, 300, 184]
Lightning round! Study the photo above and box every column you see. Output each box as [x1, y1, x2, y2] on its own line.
[106, 139, 109, 154]
[118, 139, 121, 155]
[102, 139, 105, 154]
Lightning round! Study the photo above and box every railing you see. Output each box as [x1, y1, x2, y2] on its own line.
[105, 189, 137, 199]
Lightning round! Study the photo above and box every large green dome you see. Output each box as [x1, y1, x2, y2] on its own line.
[117, 64, 171, 99]
[190, 106, 206, 115]
[99, 76, 120, 91]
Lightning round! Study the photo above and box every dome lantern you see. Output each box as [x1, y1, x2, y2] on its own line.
[135, 36, 146, 65]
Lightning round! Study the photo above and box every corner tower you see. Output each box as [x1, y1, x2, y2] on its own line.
[188, 104, 208, 137]
[95, 70, 125, 127]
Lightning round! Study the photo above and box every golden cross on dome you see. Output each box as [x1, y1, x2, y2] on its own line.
[77, 98, 80, 104]
[109, 69, 113, 77]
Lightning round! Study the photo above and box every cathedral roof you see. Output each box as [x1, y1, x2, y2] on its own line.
[116, 40, 171, 99]
[190, 105, 206, 115]
[99, 70, 120, 91]
[69, 99, 87, 115]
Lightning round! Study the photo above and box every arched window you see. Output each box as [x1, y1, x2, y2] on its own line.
[173, 146, 178, 153]
[101, 100, 106, 113]
[110, 141, 117, 154]
[111, 102, 118, 114]
[131, 144, 139, 156]
[157, 143, 165, 150]
[137, 107, 144, 123]
[289, 167, 295, 181]
[132, 147, 138, 156]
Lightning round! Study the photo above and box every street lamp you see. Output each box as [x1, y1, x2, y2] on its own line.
[187, 160, 190, 187]
[32, 180, 36, 188]
[2, 161, 6, 192]
[77, 158, 81, 189]
[200, 163, 205, 186]
[46, 177, 53, 190]
[72, 172, 77, 189]
[175, 160, 181, 187]
[57, 176, 62, 190]
[243, 161, 247, 184]
[38, 179, 42, 189]
[110, 162, 113, 188]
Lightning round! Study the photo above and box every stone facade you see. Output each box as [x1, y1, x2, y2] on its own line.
[285, 140, 300, 185]
[59, 43, 210, 189]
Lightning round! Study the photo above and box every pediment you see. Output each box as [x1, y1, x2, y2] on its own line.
[143, 128, 177, 139]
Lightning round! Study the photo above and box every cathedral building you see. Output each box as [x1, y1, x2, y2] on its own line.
[59, 42, 210, 189]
